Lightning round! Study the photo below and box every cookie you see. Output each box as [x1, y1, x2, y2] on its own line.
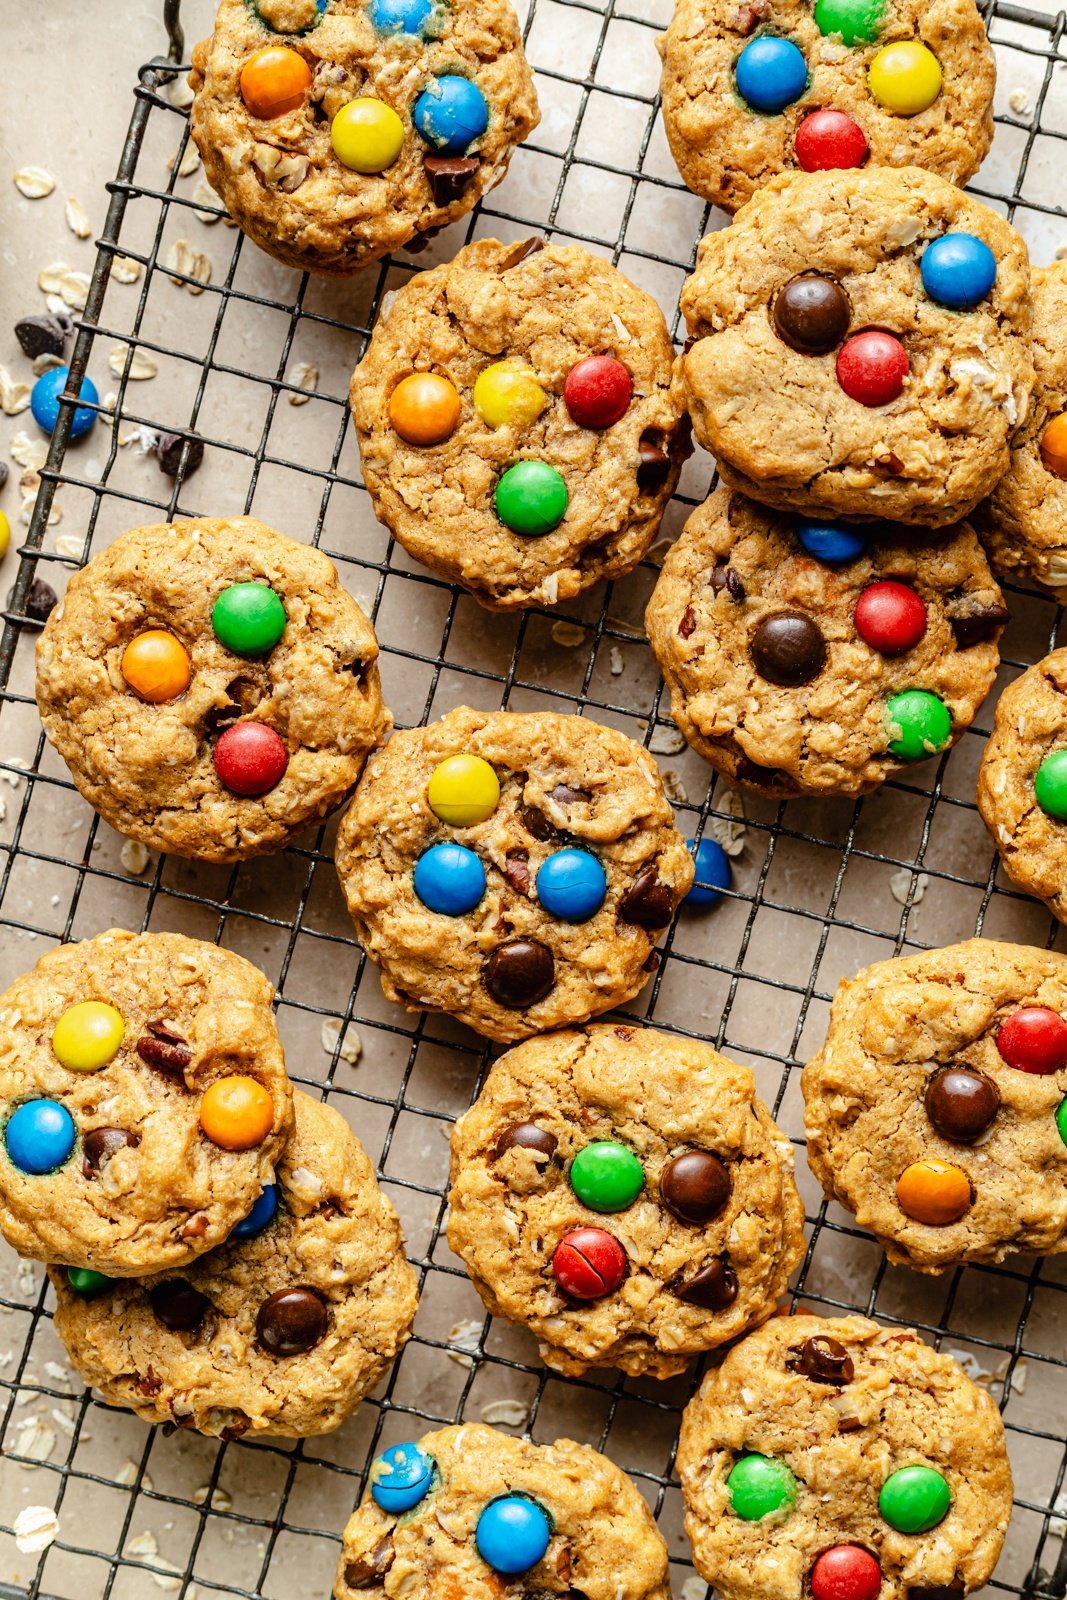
[677, 1314, 1013, 1600]
[677, 167, 1033, 528]
[446, 1023, 805, 1378]
[977, 649, 1067, 924]
[974, 262, 1067, 598]
[335, 707, 695, 1041]
[658, 0, 995, 216]
[351, 238, 689, 610]
[50, 1090, 417, 1439]
[334, 1422, 670, 1600]
[36, 517, 390, 863]
[802, 939, 1067, 1270]
[189, 0, 538, 274]
[0, 929, 293, 1276]
[646, 487, 1006, 798]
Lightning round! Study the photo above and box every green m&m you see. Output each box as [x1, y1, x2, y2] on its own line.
[67, 1267, 112, 1295]
[878, 1465, 951, 1533]
[885, 689, 952, 763]
[814, 0, 884, 44]
[569, 1141, 644, 1213]
[1034, 750, 1067, 821]
[495, 461, 568, 537]
[212, 583, 287, 656]
[727, 1454, 796, 1522]
[1057, 1098, 1067, 1148]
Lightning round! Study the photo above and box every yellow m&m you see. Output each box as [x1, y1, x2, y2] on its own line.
[868, 41, 942, 114]
[200, 1075, 275, 1150]
[1040, 412, 1067, 480]
[331, 98, 405, 173]
[427, 754, 500, 826]
[53, 1002, 125, 1072]
[121, 630, 192, 704]
[473, 362, 547, 431]
[389, 372, 462, 446]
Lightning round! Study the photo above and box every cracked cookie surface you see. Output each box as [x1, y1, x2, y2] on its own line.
[36, 517, 390, 862]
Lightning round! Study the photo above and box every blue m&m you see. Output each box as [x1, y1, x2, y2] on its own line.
[414, 842, 486, 915]
[413, 75, 488, 154]
[5, 1099, 76, 1174]
[796, 518, 867, 564]
[232, 1184, 278, 1240]
[684, 838, 732, 908]
[31, 368, 98, 439]
[920, 233, 997, 310]
[475, 1495, 552, 1574]
[734, 37, 808, 114]
[535, 848, 607, 922]
[370, 0, 434, 34]
[371, 1442, 435, 1512]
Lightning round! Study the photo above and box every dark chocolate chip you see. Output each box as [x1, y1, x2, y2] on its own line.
[711, 562, 745, 601]
[750, 611, 827, 686]
[155, 431, 204, 481]
[137, 1365, 163, 1397]
[924, 1066, 1000, 1143]
[503, 847, 531, 895]
[424, 154, 481, 207]
[484, 939, 555, 1008]
[7, 577, 58, 627]
[15, 312, 72, 361]
[618, 867, 675, 929]
[0, 462, 7, 491]
[499, 236, 545, 271]
[949, 603, 1010, 649]
[136, 1022, 192, 1076]
[679, 605, 696, 639]
[773, 274, 851, 356]
[81, 1126, 137, 1178]
[637, 433, 670, 490]
[673, 1257, 739, 1309]
[549, 784, 590, 805]
[643, 949, 661, 972]
[219, 1412, 251, 1440]
[660, 1150, 731, 1224]
[494, 1121, 558, 1162]
[520, 804, 556, 842]
[788, 1334, 855, 1384]
[150, 1279, 210, 1333]
[256, 1286, 329, 1355]
[344, 1537, 395, 1590]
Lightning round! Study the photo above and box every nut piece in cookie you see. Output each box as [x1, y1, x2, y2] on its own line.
[50, 1091, 418, 1438]
[334, 1422, 671, 1600]
[351, 238, 690, 610]
[646, 487, 1005, 797]
[335, 707, 694, 1041]
[447, 1024, 805, 1377]
[677, 1314, 1013, 1600]
[677, 167, 1033, 528]
[803, 939, 1067, 1269]
[0, 929, 293, 1276]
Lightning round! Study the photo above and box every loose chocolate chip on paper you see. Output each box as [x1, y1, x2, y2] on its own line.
[7, 578, 58, 627]
[15, 312, 72, 361]
[155, 431, 205, 480]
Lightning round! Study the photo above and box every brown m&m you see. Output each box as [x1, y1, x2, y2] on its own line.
[773, 275, 851, 355]
[750, 612, 827, 686]
[924, 1066, 999, 1142]
[256, 1286, 328, 1355]
[494, 1122, 558, 1161]
[150, 1279, 210, 1333]
[660, 1150, 731, 1224]
[484, 940, 555, 1008]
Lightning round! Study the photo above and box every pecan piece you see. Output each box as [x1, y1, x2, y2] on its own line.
[504, 847, 532, 895]
[136, 1021, 191, 1077]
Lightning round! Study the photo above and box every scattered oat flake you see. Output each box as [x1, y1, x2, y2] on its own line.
[609, 646, 623, 676]
[889, 868, 928, 907]
[480, 1398, 528, 1428]
[681, 1579, 708, 1600]
[165, 238, 211, 295]
[192, 177, 222, 223]
[168, 76, 195, 109]
[287, 361, 318, 405]
[170, 142, 201, 179]
[118, 424, 159, 453]
[18, 1259, 38, 1296]
[610, 312, 631, 343]
[0, 366, 31, 417]
[193, 1483, 232, 1511]
[14, 1505, 58, 1553]
[448, 1318, 483, 1360]
[321, 1018, 362, 1065]
[127, 1531, 159, 1559]
[551, 620, 585, 648]
[606, 614, 645, 639]
[121, 838, 152, 876]
[1009, 87, 1031, 115]
[65, 196, 93, 239]
[38, 263, 90, 310]
[650, 725, 685, 755]
[109, 345, 158, 380]
[1049, 1489, 1067, 1540]
[44, 1360, 70, 1384]
[111, 255, 142, 285]
[13, 1417, 56, 1465]
[10, 433, 48, 471]
[662, 768, 687, 804]
[50, 1407, 78, 1438]
[54, 535, 84, 563]
[710, 790, 746, 858]
[14, 167, 56, 200]
[32, 352, 64, 378]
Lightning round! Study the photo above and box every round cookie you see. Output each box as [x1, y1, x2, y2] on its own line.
[0, 929, 293, 1276]
[189, 0, 539, 274]
[802, 939, 1067, 1270]
[974, 262, 1067, 597]
[646, 487, 1006, 798]
[50, 1090, 418, 1438]
[351, 238, 689, 610]
[447, 1024, 806, 1378]
[334, 1422, 670, 1600]
[334, 707, 695, 1041]
[677, 167, 1033, 528]
[658, 0, 995, 216]
[36, 517, 390, 863]
[677, 1314, 1013, 1600]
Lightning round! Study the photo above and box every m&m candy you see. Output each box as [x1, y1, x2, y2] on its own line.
[67, 1267, 113, 1295]
[794, 109, 870, 173]
[1040, 414, 1067, 478]
[896, 1159, 972, 1224]
[1058, 1098, 1067, 1148]
[868, 41, 942, 114]
[369, 0, 434, 35]
[214, 722, 288, 796]
[734, 36, 807, 114]
[412, 75, 488, 155]
[52, 1001, 124, 1072]
[726, 1454, 796, 1521]
[885, 689, 951, 761]
[813, 0, 884, 45]
[239, 46, 311, 118]
[750, 612, 827, 686]
[331, 98, 405, 172]
[684, 837, 731, 908]
[1034, 750, 1067, 822]
[31, 367, 98, 439]
[796, 518, 866, 564]
[878, 1465, 951, 1532]
[371, 1442, 435, 1511]
[996, 1006, 1067, 1074]
[535, 848, 607, 921]
[924, 1067, 999, 1142]
[476, 1496, 552, 1575]
[810, 1547, 882, 1600]
[199, 1075, 275, 1150]
[569, 1141, 644, 1212]
[773, 275, 851, 356]
[256, 1286, 328, 1354]
[0, 511, 9, 562]
[660, 1150, 731, 1223]
[563, 356, 632, 429]
[485, 939, 556, 1008]
[427, 754, 499, 825]
[552, 1226, 627, 1298]
[495, 461, 568, 537]
[232, 1184, 278, 1239]
[5, 1099, 76, 1174]
[921, 233, 997, 310]
[389, 372, 461, 445]
[121, 631, 192, 703]
[853, 581, 927, 655]
[473, 362, 546, 430]
[212, 583, 287, 656]
[414, 842, 486, 915]
[836, 329, 908, 406]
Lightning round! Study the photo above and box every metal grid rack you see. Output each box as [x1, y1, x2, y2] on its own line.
[1, 0, 1067, 1596]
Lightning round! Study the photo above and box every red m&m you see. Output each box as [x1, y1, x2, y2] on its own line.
[552, 1226, 627, 1299]
[214, 722, 288, 797]
[794, 110, 870, 173]
[810, 1546, 882, 1600]
[563, 356, 633, 430]
[836, 330, 908, 406]
[997, 1006, 1067, 1075]
[854, 581, 927, 655]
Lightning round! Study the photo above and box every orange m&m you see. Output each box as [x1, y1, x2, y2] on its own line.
[896, 1159, 972, 1225]
[121, 630, 192, 703]
[388, 372, 462, 446]
[1040, 412, 1067, 480]
[199, 1075, 275, 1150]
[240, 46, 312, 120]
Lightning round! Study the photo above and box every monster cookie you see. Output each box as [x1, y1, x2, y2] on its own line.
[36, 517, 389, 862]
[335, 707, 694, 1041]
[189, 0, 538, 273]
[677, 166, 1033, 527]
[334, 1423, 670, 1600]
[975, 262, 1067, 598]
[646, 488, 1006, 798]
[658, 0, 995, 215]
[677, 1314, 1013, 1600]
[447, 1024, 805, 1378]
[978, 650, 1067, 925]
[0, 930, 293, 1275]
[351, 238, 689, 610]
[803, 940, 1067, 1269]
[50, 1091, 418, 1438]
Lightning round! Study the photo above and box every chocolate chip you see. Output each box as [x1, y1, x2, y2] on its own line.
[137, 1365, 163, 1397]
[924, 1066, 1000, 1143]
[788, 1335, 855, 1384]
[15, 312, 72, 361]
[949, 603, 1010, 649]
[206, 676, 260, 733]
[256, 1286, 329, 1355]
[155, 431, 204, 481]
[549, 784, 590, 805]
[219, 1412, 251, 1441]
[503, 847, 531, 895]
[6, 577, 58, 628]
[500, 237, 546, 271]
[424, 154, 480, 207]
[643, 949, 661, 972]
[618, 867, 674, 930]
[494, 1121, 558, 1161]
[484, 939, 555, 1008]
[773, 275, 851, 356]
[874, 451, 905, 475]
[150, 1279, 210, 1333]
[81, 1126, 137, 1178]
[344, 1537, 395, 1590]
[711, 562, 745, 601]
[615, 1025, 635, 1041]
[736, 755, 795, 790]
[520, 804, 556, 842]
[660, 1150, 731, 1224]
[673, 1257, 739, 1309]
[679, 605, 697, 639]
[637, 433, 670, 490]
[136, 1022, 192, 1077]
[750, 612, 827, 686]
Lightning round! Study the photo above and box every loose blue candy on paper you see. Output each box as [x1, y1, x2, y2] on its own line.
[795, 518, 867, 564]
[5, 1099, 76, 1175]
[370, 0, 434, 35]
[684, 838, 732, 908]
[413, 75, 489, 154]
[31, 367, 98, 439]
[231, 1184, 278, 1239]
[371, 1442, 435, 1513]
[920, 232, 997, 310]
[734, 36, 808, 114]
[475, 1495, 552, 1575]
[535, 848, 607, 922]
[414, 842, 487, 916]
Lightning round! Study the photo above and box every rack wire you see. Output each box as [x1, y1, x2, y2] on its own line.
[1, 0, 1067, 1596]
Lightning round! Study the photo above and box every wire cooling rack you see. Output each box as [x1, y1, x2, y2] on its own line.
[1, 0, 1067, 1596]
